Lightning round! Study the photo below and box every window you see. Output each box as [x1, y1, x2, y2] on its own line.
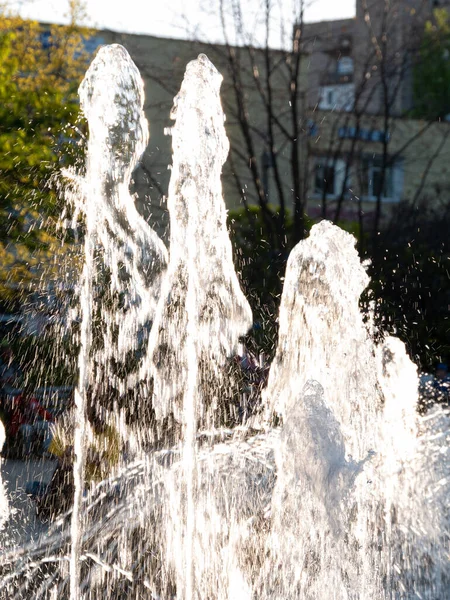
[314, 158, 349, 197]
[361, 155, 403, 201]
[40, 30, 52, 50]
[315, 164, 335, 195]
[319, 84, 354, 111]
[337, 57, 354, 76]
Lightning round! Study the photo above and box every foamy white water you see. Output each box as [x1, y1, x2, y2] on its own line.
[263, 221, 380, 460]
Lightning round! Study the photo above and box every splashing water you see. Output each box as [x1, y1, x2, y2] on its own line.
[258, 223, 448, 598]
[141, 53, 252, 599]
[0, 45, 448, 600]
[0, 422, 8, 533]
[70, 44, 168, 600]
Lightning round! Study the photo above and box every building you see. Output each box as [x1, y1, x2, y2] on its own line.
[303, 0, 450, 222]
[68, 0, 450, 233]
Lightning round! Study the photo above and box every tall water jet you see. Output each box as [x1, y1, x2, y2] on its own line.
[76, 43, 168, 379]
[257, 222, 377, 597]
[0, 422, 8, 533]
[71, 44, 168, 599]
[144, 53, 252, 423]
[144, 53, 252, 598]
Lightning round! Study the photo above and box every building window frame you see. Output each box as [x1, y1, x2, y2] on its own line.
[360, 155, 403, 203]
[336, 56, 354, 76]
[313, 156, 350, 199]
[318, 83, 355, 112]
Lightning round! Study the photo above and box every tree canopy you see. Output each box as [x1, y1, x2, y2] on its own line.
[0, 8, 90, 306]
[413, 8, 450, 121]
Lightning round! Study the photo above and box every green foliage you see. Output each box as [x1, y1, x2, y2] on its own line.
[412, 8, 450, 120]
[0, 12, 90, 302]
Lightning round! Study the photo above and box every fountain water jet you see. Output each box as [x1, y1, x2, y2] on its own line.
[71, 44, 168, 600]
[0, 422, 8, 533]
[0, 44, 448, 600]
[141, 52, 252, 599]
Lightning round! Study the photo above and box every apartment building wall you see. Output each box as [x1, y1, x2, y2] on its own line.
[307, 109, 450, 220]
[304, 0, 446, 118]
[303, 18, 355, 111]
[84, 11, 450, 233]
[300, 0, 450, 222]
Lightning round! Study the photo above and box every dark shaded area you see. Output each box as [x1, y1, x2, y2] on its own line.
[228, 202, 450, 377]
[365, 199, 450, 371]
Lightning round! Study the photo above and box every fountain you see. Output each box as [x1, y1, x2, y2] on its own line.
[0, 44, 448, 599]
[0, 421, 7, 532]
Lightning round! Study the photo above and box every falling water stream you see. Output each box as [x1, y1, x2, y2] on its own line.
[0, 44, 448, 599]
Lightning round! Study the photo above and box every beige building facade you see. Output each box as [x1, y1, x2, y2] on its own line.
[81, 2, 450, 232]
[307, 110, 450, 221]
[302, 0, 450, 222]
